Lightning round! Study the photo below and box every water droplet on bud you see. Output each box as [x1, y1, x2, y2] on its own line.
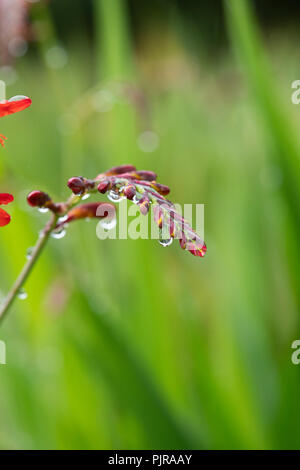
[82, 193, 90, 201]
[132, 194, 142, 204]
[107, 190, 124, 203]
[26, 247, 34, 260]
[158, 238, 173, 247]
[38, 207, 49, 213]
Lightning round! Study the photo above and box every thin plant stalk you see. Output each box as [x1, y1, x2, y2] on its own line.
[0, 192, 83, 324]
[0, 213, 59, 324]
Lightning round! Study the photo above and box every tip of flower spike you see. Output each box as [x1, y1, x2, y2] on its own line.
[27, 191, 51, 207]
[179, 237, 207, 257]
[188, 242, 207, 257]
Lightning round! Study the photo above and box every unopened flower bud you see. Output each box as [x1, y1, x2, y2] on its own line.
[56, 202, 115, 228]
[186, 241, 207, 257]
[123, 184, 136, 200]
[169, 220, 176, 238]
[134, 170, 157, 181]
[105, 164, 136, 176]
[138, 196, 150, 215]
[27, 191, 51, 207]
[67, 177, 86, 194]
[153, 205, 164, 229]
[150, 182, 170, 195]
[179, 234, 206, 257]
[97, 180, 111, 194]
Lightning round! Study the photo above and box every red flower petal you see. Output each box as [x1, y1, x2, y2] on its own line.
[0, 208, 11, 226]
[0, 193, 14, 204]
[0, 97, 32, 118]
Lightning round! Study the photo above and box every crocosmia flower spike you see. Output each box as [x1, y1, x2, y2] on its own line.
[0, 193, 13, 226]
[67, 164, 207, 258]
[0, 95, 32, 146]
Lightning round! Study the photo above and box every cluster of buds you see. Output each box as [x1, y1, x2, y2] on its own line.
[66, 164, 207, 257]
[27, 165, 206, 257]
[1, 161, 206, 324]
[27, 189, 115, 231]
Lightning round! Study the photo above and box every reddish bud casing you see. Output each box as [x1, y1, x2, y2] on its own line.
[27, 191, 51, 207]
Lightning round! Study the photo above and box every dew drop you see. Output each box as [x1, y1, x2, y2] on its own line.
[82, 193, 90, 201]
[158, 238, 173, 247]
[8, 95, 28, 102]
[51, 228, 66, 239]
[57, 215, 68, 224]
[38, 207, 49, 214]
[26, 247, 34, 260]
[17, 288, 28, 300]
[100, 217, 117, 230]
[107, 190, 124, 203]
[132, 194, 142, 204]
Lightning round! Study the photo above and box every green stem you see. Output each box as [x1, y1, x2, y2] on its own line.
[0, 213, 58, 325]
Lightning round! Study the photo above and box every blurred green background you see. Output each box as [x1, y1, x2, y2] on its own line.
[0, 0, 300, 449]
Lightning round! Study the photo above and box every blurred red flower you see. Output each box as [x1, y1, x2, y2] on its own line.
[0, 0, 32, 65]
[0, 95, 31, 146]
[0, 193, 13, 227]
